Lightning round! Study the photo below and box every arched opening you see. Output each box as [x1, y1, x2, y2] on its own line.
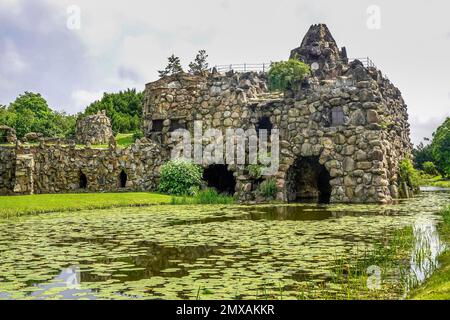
[286, 156, 331, 204]
[203, 165, 236, 195]
[79, 172, 88, 189]
[256, 116, 273, 137]
[119, 170, 128, 188]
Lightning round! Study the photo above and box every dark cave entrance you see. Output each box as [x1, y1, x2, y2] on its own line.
[256, 116, 273, 137]
[286, 156, 331, 204]
[79, 172, 88, 189]
[119, 170, 128, 188]
[203, 165, 236, 195]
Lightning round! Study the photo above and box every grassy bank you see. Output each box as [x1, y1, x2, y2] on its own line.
[0, 192, 175, 218]
[420, 175, 450, 188]
[410, 206, 450, 299]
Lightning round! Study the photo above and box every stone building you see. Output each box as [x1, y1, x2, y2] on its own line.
[0, 24, 412, 203]
[142, 24, 412, 204]
[76, 110, 114, 145]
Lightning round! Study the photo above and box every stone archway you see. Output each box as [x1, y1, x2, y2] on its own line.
[286, 156, 331, 204]
[203, 165, 236, 195]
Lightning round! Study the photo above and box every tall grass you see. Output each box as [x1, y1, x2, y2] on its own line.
[171, 189, 235, 205]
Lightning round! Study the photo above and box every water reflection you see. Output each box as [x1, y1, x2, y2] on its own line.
[409, 217, 444, 284]
[31, 266, 96, 300]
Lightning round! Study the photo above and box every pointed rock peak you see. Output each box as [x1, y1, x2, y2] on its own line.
[290, 24, 348, 79]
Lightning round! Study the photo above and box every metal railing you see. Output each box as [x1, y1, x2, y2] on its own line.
[213, 57, 380, 74]
[213, 63, 270, 73]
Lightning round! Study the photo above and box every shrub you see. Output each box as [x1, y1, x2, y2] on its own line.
[158, 159, 203, 195]
[399, 158, 421, 192]
[258, 178, 278, 198]
[422, 161, 439, 176]
[268, 59, 310, 92]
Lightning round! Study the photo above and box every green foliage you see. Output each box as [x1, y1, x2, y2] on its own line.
[132, 131, 144, 141]
[268, 59, 310, 92]
[248, 164, 263, 179]
[158, 159, 203, 196]
[0, 92, 76, 138]
[413, 142, 434, 170]
[158, 54, 184, 78]
[189, 50, 209, 75]
[422, 162, 439, 176]
[193, 188, 235, 204]
[431, 117, 450, 178]
[83, 89, 143, 134]
[258, 178, 278, 198]
[399, 158, 421, 192]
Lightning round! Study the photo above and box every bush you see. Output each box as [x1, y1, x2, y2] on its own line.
[422, 161, 439, 176]
[158, 159, 203, 196]
[399, 158, 421, 192]
[268, 59, 310, 92]
[258, 178, 278, 198]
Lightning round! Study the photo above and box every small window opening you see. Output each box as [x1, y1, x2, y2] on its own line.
[151, 120, 164, 132]
[331, 107, 345, 126]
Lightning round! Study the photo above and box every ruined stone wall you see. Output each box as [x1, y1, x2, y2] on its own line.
[0, 140, 166, 195]
[0, 147, 16, 195]
[143, 71, 269, 144]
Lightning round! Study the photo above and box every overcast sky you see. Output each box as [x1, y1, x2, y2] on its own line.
[0, 0, 449, 145]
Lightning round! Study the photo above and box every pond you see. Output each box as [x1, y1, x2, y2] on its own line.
[0, 190, 449, 300]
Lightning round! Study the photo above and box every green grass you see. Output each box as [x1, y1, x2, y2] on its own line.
[0, 192, 176, 219]
[115, 133, 135, 147]
[410, 206, 450, 299]
[420, 175, 450, 188]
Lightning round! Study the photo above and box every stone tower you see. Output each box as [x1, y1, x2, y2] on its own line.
[76, 110, 114, 145]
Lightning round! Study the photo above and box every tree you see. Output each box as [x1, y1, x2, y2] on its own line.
[158, 54, 184, 78]
[268, 59, 311, 91]
[412, 141, 434, 170]
[83, 89, 143, 134]
[431, 117, 450, 177]
[9, 92, 52, 119]
[189, 50, 209, 75]
[2, 92, 76, 138]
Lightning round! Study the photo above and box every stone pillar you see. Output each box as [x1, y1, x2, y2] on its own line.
[13, 154, 35, 195]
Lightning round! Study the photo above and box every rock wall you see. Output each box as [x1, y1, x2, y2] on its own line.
[0, 140, 166, 195]
[0, 147, 15, 195]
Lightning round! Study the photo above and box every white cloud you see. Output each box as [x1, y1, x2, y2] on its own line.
[0, 39, 27, 75]
[71, 90, 104, 113]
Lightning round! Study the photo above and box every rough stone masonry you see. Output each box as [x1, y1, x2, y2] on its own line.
[0, 24, 412, 204]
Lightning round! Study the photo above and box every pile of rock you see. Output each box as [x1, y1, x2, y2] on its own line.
[76, 111, 114, 145]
